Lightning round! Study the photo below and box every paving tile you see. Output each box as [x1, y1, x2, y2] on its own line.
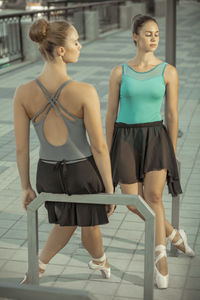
[0, 249, 16, 260]
[154, 288, 182, 300]
[126, 261, 144, 273]
[53, 278, 88, 290]
[107, 258, 131, 273]
[186, 277, 200, 289]
[85, 281, 119, 296]
[38, 276, 55, 287]
[60, 265, 92, 280]
[114, 297, 141, 300]
[94, 295, 114, 300]
[106, 246, 133, 260]
[67, 255, 92, 268]
[0, 272, 25, 284]
[168, 263, 189, 276]
[1, 261, 27, 274]
[116, 283, 143, 298]
[188, 265, 200, 277]
[122, 271, 144, 286]
[167, 256, 191, 266]
[0, 238, 25, 249]
[2, 229, 27, 240]
[182, 290, 200, 300]
[90, 270, 122, 283]
[168, 275, 186, 289]
[0, 259, 7, 269]
[43, 264, 65, 277]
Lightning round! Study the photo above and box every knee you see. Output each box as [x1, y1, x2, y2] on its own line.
[81, 226, 100, 240]
[144, 191, 162, 205]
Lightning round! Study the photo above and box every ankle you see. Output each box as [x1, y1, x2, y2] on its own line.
[92, 253, 109, 268]
[167, 229, 186, 253]
[156, 256, 168, 275]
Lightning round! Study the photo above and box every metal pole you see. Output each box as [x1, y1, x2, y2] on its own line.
[27, 209, 39, 284]
[166, 1, 181, 249]
[165, 0, 176, 66]
[144, 214, 155, 300]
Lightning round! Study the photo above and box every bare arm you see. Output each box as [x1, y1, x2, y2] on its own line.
[14, 86, 36, 210]
[164, 64, 179, 155]
[106, 65, 122, 151]
[83, 85, 113, 194]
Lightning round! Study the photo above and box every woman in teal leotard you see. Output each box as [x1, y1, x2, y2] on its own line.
[106, 14, 195, 289]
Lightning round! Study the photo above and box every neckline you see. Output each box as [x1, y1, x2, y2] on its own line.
[126, 62, 165, 74]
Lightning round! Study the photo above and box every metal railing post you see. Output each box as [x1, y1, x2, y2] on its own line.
[144, 210, 155, 300]
[27, 208, 39, 284]
[165, 0, 176, 66]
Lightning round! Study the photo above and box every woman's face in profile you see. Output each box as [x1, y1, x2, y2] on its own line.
[62, 26, 82, 63]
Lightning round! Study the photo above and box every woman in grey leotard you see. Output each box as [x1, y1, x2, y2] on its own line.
[14, 18, 114, 283]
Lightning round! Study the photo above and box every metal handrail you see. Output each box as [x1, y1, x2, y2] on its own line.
[27, 192, 155, 300]
[0, 280, 97, 300]
[0, 0, 126, 19]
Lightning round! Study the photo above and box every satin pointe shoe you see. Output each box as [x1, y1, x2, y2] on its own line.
[20, 259, 47, 284]
[155, 245, 169, 289]
[168, 229, 195, 257]
[88, 253, 111, 279]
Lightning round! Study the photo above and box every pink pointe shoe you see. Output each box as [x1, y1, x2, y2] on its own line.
[168, 229, 195, 257]
[88, 253, 111, 279]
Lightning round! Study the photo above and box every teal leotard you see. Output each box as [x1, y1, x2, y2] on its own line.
[116, 62, 167, 124]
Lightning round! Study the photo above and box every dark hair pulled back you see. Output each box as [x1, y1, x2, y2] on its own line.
[29, 18, 71, 60]
[132, 14, 158, 46]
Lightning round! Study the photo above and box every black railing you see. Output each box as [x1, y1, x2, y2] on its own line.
[0, 0, 127, 67]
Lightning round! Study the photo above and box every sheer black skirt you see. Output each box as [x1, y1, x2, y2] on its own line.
[36, 156, 108, 226]
[110, 121, 182, 197]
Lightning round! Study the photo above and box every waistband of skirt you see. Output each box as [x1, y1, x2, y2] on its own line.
[115, 120, 163, 128]
[39, 155, 93, 165]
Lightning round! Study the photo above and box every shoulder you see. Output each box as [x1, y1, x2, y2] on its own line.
[64, 81, 99, 107]
[110, 64, 123, 84]
[14, 80, 35, 104]
[66, 81, 97, 98]
[111, 64, 123, 77]
[164, 64, 179, 84]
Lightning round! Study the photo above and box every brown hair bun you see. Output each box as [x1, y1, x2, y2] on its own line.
[29, 18, 49, 43]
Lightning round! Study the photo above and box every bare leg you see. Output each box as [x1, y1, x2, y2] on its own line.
[120, 182, 185, 252]
[120, 172, 168, 276]
[21, 224, 77, 283]
[81, 226, 109, 267]
[143, 170, 168, 275]
[39, 224, 77, 264]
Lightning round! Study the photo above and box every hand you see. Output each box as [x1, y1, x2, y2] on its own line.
[106, 204, 116, 217]
[22, 188, 37, 211]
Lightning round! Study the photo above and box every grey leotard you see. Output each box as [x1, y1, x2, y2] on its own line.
[32, 79, 92, 162]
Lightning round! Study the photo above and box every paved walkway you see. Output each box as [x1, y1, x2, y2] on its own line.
[0, 1, 200, 300]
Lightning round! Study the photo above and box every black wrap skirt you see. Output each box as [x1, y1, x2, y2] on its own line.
[36, 156, 108, 226]
[110, 121, 182, 197]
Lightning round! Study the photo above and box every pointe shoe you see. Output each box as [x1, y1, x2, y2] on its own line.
[168, 229, 195, 257]
[88, 253, 111, 279]
[155, 245, 169, 289]
[20, 259, 47, 284]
